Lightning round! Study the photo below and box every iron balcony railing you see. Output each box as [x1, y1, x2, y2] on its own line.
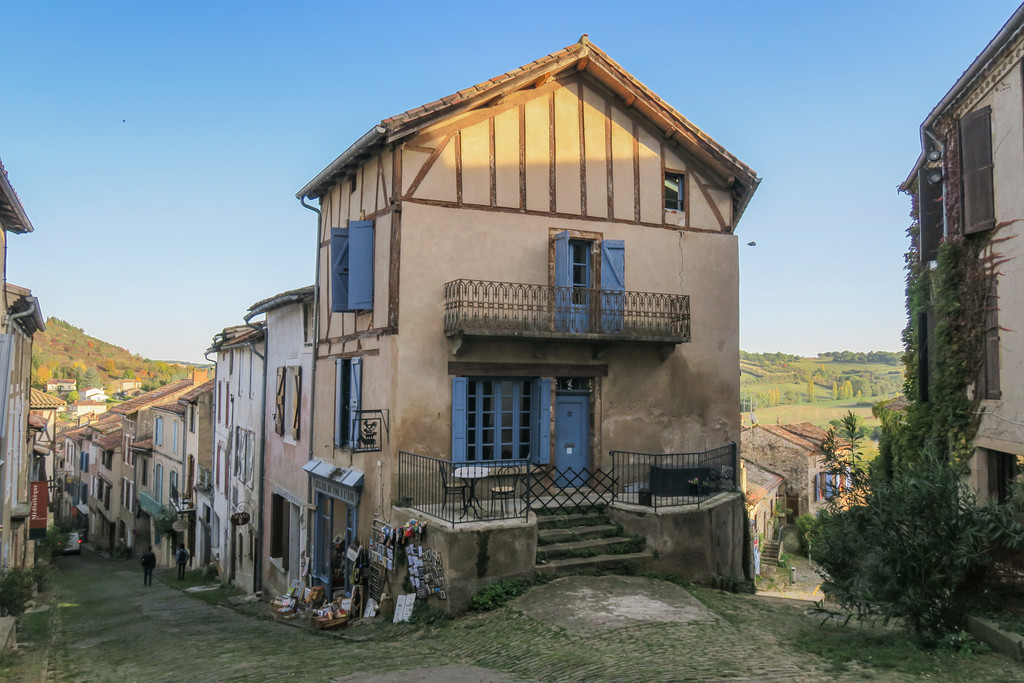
[611, 443, 737, 510]
[398, 451, 532, 528]
[444, 279, 690, 343]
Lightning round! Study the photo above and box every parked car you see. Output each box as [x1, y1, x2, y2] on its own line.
[59, 532, 82, 555]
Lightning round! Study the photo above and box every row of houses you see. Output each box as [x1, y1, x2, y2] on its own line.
[0, 159, 47, 573]
[46, 36, 763, 607]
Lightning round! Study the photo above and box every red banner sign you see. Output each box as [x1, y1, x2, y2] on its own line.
[29, 481, 48, 539]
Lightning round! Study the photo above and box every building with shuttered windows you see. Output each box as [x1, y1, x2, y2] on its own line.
[296, 36, 760, 603]
[903, 4, 1024, 501]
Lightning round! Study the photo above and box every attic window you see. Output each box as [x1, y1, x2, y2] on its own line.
[664, 172, 685, 212]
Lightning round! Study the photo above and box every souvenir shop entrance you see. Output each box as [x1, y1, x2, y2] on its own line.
[309, 472, 362, 600]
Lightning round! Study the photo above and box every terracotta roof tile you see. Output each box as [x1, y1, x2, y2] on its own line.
[28, 414, 46, 430]
[153, 402, 186, 415]
[131, 438, 153, 451]
[178, 379, 214, 404]
[30, 388, 66, 408]
[110, 379, 195, 415]
[94, 429, 122, 451]
[742, 459, 785, 508]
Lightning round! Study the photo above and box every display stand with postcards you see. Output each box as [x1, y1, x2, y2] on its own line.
[270, 583, 324, 620]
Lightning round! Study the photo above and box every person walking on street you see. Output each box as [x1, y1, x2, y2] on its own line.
[176, 543, 190, 579]
[141, 546, 156, 586]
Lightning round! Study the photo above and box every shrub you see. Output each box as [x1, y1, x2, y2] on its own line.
[794, 515, 817, 556]
[470, 577, 532, 611]
[810, 413, 1024, 644]
[0, 568, 35, 617]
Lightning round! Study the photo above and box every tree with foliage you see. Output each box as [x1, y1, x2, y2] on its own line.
[811, 412, 1024, 644]
[66, 390, 79, 403]
[82, 367, 100, 389]
[103, 359, 115, 373]
[122, 369, 135, 379]
[831, 381, 838, 401]
[806, 378, 815, 402]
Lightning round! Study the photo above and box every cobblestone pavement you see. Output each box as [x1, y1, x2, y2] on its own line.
[32, 549, 1024, 682]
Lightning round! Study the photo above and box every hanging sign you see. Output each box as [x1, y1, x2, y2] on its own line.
[230, 511, 250, 526]
[29, 481, 48, 540]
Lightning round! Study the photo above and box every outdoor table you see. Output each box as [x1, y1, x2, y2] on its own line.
[453, 465, 489, 519]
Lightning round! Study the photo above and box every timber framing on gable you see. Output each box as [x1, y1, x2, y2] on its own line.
[298, 35, 758, 228]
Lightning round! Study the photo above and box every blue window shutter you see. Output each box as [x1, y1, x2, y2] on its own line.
[330, 228, 351, 313]
[534, 378, 551, 465]
[348, 220, 374, 310]
[554, 231, 571, 288]
[826, 473, 834, 498]
[554, 231, 571, 331]
[814, 473, 820, 501]
[334, 360, 343, 447]
[348, 358, 362, 448]
[601, 239, 625, 333]
[452, 377, 468, 462]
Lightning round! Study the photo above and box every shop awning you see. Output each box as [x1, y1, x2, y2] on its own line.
[303, 459, 364, 490]
[74, 503, 89, 517]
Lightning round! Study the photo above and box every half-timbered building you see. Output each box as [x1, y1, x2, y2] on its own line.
[297, 36, 759, 605]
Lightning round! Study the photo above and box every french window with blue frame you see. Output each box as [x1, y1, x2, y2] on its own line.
[553, 231, 625, 334]
[330, 220, 374, 312]
[452, 377, 551, 464]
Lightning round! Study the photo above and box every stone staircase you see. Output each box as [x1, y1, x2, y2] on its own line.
[760, 538, 781, 576]
[534, 511, 654, 576]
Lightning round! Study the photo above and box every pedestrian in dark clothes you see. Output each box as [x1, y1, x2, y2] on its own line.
[176, 543, 190, 579]
[141, 546, 156, 586]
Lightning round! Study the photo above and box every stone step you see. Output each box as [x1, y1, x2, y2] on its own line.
[538, 524, 621, 545]
[537, 536, 642, 561]
[536, 512, 609, 530]
[535, 551, 655, 576]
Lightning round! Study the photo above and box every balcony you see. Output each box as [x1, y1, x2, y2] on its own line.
[444, 280, 689, 356]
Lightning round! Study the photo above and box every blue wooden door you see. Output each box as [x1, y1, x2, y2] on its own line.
[554, 393, 589, 487]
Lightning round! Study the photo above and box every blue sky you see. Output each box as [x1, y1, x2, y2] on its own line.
[3, 1, 1021, 362]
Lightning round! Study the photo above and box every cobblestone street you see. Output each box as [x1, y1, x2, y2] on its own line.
[15, 549, 1024, 682]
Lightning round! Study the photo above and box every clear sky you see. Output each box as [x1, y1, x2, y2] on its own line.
[3, 1, 1020, 362]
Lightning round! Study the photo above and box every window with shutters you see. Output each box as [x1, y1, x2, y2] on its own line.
[274, 367, 286, 437]
[334, 358, 362, 448]
[155, 417, 163, 446]
[451, 376, 551, 464]
[960, 106, 995, 235]
[278, 365, 302, 441]
[552, 231, 625, 334]
[979, 278, 1000, 400]
[330, 220, 374, 312]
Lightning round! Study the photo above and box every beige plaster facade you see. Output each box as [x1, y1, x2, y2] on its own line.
[905, 6, 1024, 503]
[298, 38, 758, 594]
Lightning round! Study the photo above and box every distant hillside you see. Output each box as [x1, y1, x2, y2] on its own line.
[31, 317, 207, 392]
[739, 349, 904, 434]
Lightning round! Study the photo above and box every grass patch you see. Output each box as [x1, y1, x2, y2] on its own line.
[157, 568, 243, 606]
[793, 621, 991, 676]
[470, 577, 533, 611]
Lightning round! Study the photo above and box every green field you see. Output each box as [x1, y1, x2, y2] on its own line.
[740, 352, 903, 434]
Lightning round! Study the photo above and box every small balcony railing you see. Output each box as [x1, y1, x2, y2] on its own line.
[611, 443, 737, 510]
[444, 280, 690, 344]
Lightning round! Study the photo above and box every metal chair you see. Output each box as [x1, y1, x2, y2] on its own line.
[439, 462, 467, 515]
[489, 465, 520, 516]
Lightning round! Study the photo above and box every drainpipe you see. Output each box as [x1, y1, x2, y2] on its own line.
[298, 195, 322, 574]
[243, 325, 267, 595]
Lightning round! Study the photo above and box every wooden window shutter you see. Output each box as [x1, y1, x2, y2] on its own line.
[348, 220, 375, 310]
[330, 228, 351, 312]
[334, 360, 345, 447]
[530, 378, 551, 465]
[918, 167, 943, 261]
[274, 367, 285, 436]
[600, 240, 625, 333]
[292, 367, 302, 441]
[981, 278, 1001, 399]
[553, 231, 571, 288]
[348, 358, 362, 449]
[451, 377, 468, 462]
[960, 106, 995, 235]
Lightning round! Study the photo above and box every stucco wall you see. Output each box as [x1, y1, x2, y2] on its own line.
[608, 493, 747, 582]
